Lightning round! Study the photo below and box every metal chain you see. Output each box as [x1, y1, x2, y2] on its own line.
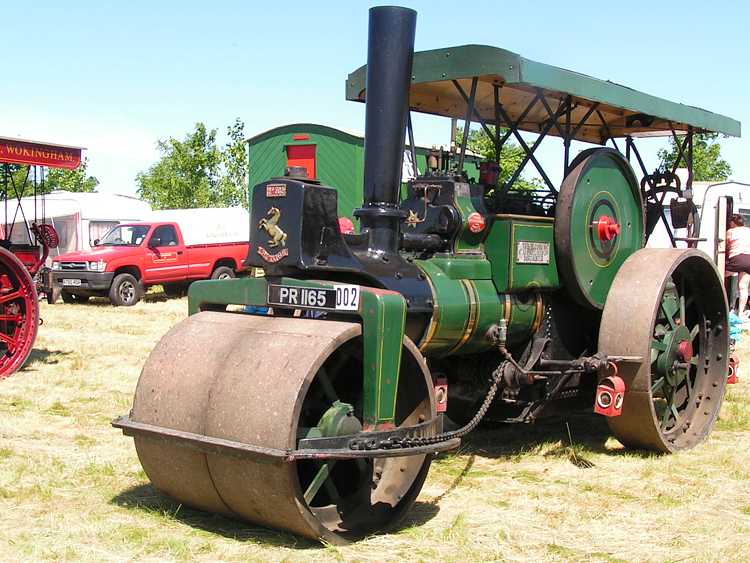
[363, 361, 508, 450]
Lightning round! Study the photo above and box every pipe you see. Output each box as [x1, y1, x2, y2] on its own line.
[354, 6, 416, 255]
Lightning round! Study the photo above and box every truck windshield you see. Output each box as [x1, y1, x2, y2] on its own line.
[99, 225, 150, 246]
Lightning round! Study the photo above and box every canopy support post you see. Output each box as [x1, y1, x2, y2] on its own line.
[687, 127, 694, 191]
[596, 109, 620, 152]
[495, 100, 568, 193]
[456, 77, 478, 173]
[563, 95, 572, 175]
[569, 103, 599, 140]
[493, 85, 502, 164]
[407, 111, 417, 185]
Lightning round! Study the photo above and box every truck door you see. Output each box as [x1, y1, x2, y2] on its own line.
[286, 145, 316, 178]
[145, 224, 187, 283]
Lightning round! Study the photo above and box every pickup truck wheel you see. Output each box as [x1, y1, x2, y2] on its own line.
[61, 291, 89, 304]
[110, 273, 142, 307]
[211, 266, 235, 280]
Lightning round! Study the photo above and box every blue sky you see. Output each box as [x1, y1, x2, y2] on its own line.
[3, 0, 747, 195]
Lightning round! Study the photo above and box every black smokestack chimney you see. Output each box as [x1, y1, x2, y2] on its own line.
[354, 6, 416, 255]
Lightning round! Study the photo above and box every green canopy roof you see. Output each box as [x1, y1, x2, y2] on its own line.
[346, 45, 741, 144]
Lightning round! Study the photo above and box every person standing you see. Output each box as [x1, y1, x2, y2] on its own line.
[726, 214, 750, 317]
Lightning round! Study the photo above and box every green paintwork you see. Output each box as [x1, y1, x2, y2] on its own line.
[451, 181, 486, 254]
[428, 256, 492, 280]
[346, 45, 741, 138]
[650, 282, 699, 431]
[416, 260, 472, 355]
[359, 288, 407, 426]
[507, 293, 540, 346]
[457, 279, 505, 355]
[416, 259, 536, 356]
[247, 123, 484, 222]
[564, 152, 643, 308]
[187, 276, 406, 426]
[485, 216, 559, 293]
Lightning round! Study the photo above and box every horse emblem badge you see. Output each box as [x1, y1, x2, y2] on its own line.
[257, 206, 289, 263]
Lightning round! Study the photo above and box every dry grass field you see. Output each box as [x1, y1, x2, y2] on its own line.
[1, 293, 749, 562]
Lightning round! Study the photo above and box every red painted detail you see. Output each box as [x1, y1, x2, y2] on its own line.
[0, 247, 38, 378]
[594, 215, 620, 241]
[257, 246, 289, 263]
[728, 354, 739, 384]
[338, 217, 355, 234]
[677, 340, 693, 363]
[467, 212, 485, 234]
[292, 134, 310, 141]
[286, 144, 316, 178]
[0, 137, 82, 169]
[434, 377, 448, 413]
[594, 370, 626, 417]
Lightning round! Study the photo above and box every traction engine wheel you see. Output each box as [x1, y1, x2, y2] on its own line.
[0, 247, 38, 378]
[599, 248, 728, 452]
[131, 313, 435, 543]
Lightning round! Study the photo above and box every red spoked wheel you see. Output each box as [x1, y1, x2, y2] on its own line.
[0, 247, 38, 379]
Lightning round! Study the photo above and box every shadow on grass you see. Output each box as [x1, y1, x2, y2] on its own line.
[25, 348, 72, 366]
[112, 483, 320, 549]
[455, 413, 663, 461]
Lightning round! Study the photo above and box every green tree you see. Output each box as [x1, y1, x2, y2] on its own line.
[45, 157, 99, 193]
[218, 118, 248, 208]
[136, 120, 248, 210]
[136, 123, 224, 209]
[456, 126, 543, 190]
[658, 132, 731, 181]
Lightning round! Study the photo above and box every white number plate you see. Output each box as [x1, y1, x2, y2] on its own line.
[267, 283, 360, 311]
[333, 284, 360, 311]
[62, 278, 82, 287]
[516, 241, 550, 264]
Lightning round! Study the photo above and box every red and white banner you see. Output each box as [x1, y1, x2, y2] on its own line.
[0, 138, 82, 170]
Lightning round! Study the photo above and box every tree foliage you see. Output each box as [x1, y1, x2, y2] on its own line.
[456, 126, 543, 190]
[658, 132, 731, 182]
[45, 157, 99, 193]
[2, 158, 98, 198]
[136, 120, 247, 210]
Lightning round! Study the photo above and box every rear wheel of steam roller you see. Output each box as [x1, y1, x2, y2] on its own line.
[556, 148, 644, 309]
[131, 313, 435, 543]
[0, 247, 38, 378]
[599, 248, 728, 452]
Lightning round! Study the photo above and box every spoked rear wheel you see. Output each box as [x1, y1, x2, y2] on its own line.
[599, 249, 728, 452]
[0, 247, 38, 378]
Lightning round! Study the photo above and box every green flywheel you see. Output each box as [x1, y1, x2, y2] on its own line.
[555, 148, 645, 309]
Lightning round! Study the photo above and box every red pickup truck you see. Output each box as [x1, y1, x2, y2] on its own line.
[51, 210, 249, 306]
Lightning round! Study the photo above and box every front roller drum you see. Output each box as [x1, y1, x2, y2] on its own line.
[131, 312, 436, 543]
[599, 248, 728, 452]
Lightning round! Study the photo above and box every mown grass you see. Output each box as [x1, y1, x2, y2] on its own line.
[1, 293, 749, 561]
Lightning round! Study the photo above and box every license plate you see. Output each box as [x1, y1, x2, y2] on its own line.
[62, 278, 82, 287]
[267, 284, 360, 311]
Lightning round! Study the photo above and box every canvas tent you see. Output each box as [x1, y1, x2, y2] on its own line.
[0, 191, 152, 263]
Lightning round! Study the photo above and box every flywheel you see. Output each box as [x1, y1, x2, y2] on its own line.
[555, 148, 644, 309]
[131, 312, 435, 543]
[599, 248, 728, 452]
